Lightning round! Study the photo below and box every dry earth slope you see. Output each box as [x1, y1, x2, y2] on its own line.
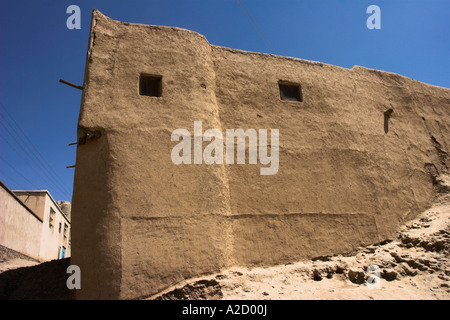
[154, 175, 450, 300]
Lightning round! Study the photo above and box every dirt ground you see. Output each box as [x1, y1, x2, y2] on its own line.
[0, 257, 72, 300]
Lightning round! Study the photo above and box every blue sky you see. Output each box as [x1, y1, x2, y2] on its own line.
[0, 0, 449, 201]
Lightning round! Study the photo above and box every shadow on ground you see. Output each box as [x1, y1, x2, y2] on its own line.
[0, 258, 73, 300]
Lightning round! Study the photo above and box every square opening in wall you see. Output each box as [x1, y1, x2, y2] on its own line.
[139, 74, 162, 97]
[279, 81, 302, 102]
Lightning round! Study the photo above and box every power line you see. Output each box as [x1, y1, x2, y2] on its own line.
[0, 133, 68, 199]
[0, 101, 72, 194]
[0, 155, 41, 190]
[0, 101, 72, 189]
[0, 104, 72, 200]
[0, 121, 69, 196]
[0, 169, 23, 188]
[235, 0, 275, 54]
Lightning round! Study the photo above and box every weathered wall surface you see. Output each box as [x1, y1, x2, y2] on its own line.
[0, 182, 42, 261]
[13, 191, 72, 261]
[15, 192, 46, 221]
[38, 195, 71, 260]
[71, 10, 450, 299]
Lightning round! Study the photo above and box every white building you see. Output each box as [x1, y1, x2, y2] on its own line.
[0, 180, 71, 262]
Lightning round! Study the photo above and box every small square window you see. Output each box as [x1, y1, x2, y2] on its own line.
[279, 81, 302, 102]
[139, 74, 162, 97]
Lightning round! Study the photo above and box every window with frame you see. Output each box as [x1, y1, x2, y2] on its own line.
[49, 208, 55, 229]
[63, 223, 68, 240]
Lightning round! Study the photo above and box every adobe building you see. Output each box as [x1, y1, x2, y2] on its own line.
[71, 10, 450, 299]
[0, 180, 71, 261]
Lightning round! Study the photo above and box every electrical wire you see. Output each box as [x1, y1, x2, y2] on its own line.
[0, 102, 72, 200]
[0, 155, 41, 190]
[235, 0, 275, 54]
[0, 101, 72, 194]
